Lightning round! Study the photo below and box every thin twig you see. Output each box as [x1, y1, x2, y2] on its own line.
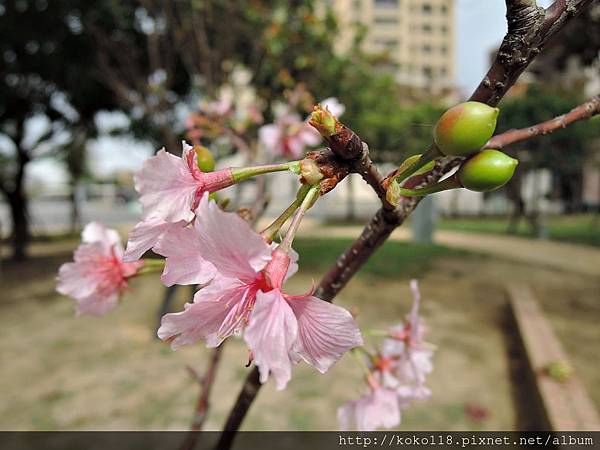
[485, 95, 600, 149]
[180, 344, 226, 450]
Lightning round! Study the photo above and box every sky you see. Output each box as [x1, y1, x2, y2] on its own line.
[457, 0, 553, 94]
[27, 0, 554, 188]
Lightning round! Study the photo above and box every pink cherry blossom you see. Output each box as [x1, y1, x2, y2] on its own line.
[380, 280, 434, 389]
[337, 382, 401, 431]
[337, 280, 434, 430]
[135, 142, 234, 223]
[258, 112, 321, 159]
[157, 194, 362, 390]
[122, 141, 235, 262]
[57, 222, 143, 316]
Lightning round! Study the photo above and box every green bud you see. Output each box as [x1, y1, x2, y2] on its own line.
[457, 149, 518, 192]
[309, 104, 340, 137]
[299, 158, 324, 185]
[434, 101, 499, 157]
[194, 145, 215, 172]
[545, 361, 574, 382]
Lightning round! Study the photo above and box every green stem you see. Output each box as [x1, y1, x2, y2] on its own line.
[231, 161, 300, 183]
[399, 174, 462, 197]
[279, 185, 320, 252]
[350, 347, 373, 378]
[393, 146, 442, 184]
[260, 185, 312, 242]
[136, 258, 165, 276]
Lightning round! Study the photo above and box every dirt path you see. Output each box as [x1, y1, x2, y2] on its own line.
[293, 222, 600, 277]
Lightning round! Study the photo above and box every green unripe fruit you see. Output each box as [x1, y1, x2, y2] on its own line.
[434, 101, 500, 156]
[194, 145, 215, 172]
[457, 149, 518, 192]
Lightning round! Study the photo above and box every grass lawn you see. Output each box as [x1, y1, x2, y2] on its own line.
[438, 214, 600, 247]
[1, 237, 599, 431]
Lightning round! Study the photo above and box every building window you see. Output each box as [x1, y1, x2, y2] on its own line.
[422, 24, 432, 33]
[375, 38, 399, 50]
[440, 45, 448, 55]
[422, 44, 432, 53]
[374, 0, 399, 7]
[440, 25, 448, 34]
[441, 4, 448, 14]
[423, 65, 433, 78]
[422, 3, 432, 14]
[374, 16, 399, 25]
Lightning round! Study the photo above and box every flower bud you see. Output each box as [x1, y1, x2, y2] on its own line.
[194, 145, 215, 172]
[299, 158, 324, 185]
[309, 104, 340, 137]
[457, 149, 518, 192]
[434, 101, 499, 157]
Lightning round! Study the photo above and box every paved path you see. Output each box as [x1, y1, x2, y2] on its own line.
[293, 222, 600, 278]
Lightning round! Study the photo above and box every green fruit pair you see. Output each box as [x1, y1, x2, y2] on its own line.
[434, 101, 499, 157]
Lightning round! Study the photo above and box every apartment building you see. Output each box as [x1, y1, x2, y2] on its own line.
[328, 0, 456, 95]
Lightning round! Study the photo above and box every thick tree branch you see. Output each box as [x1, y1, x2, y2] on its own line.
[215, 2, 595, 448]
[485, 95, 600, 149]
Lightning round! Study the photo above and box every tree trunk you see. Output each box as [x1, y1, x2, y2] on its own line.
[69, 182, 81, 234]
[7, 187, 29, 261]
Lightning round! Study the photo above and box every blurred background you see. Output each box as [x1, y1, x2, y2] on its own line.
[1, 0, 599, 432]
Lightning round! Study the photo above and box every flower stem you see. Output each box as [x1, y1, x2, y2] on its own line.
[231, 161, 301, 183]
[260, 202, 300, 243]
[398, 174, 461, 197]
[350, 347, 373, 378]
[392, 146, 442, 184]
[279, 185, 320, 252]
[136, 258, 165, 276]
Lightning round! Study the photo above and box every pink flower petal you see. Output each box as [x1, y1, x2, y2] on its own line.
[338, 388, 401, 431]
[194, 194, 272, 279]
[123, 218, 183, 262]
[158, 277, 248, 349]
[134, 147, 199, 223]
[356, 388, 401, 431]
[152, 224, 217, 286]
[56, 244, 107, 300]
[287, 295, 363, 373]
[258, 124, 281, 156]
[82, 222, 122, 255]
[75, 292, 120, 316]
[244, 289, 298, 390]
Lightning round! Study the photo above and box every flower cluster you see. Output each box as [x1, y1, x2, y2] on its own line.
[157, 194, 363, 389]
[337, 280, 434, 431]
[58, 125, 363, 389]
[57, 222, 143, 316]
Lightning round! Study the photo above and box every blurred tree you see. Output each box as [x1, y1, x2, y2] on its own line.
[0, 0, 118, 260]
[543, 3, 600, 70]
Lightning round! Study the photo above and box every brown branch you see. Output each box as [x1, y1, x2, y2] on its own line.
[215, 1, 595, 448]
[180, 344, 226, 450]
[486, 95, 600, 149]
